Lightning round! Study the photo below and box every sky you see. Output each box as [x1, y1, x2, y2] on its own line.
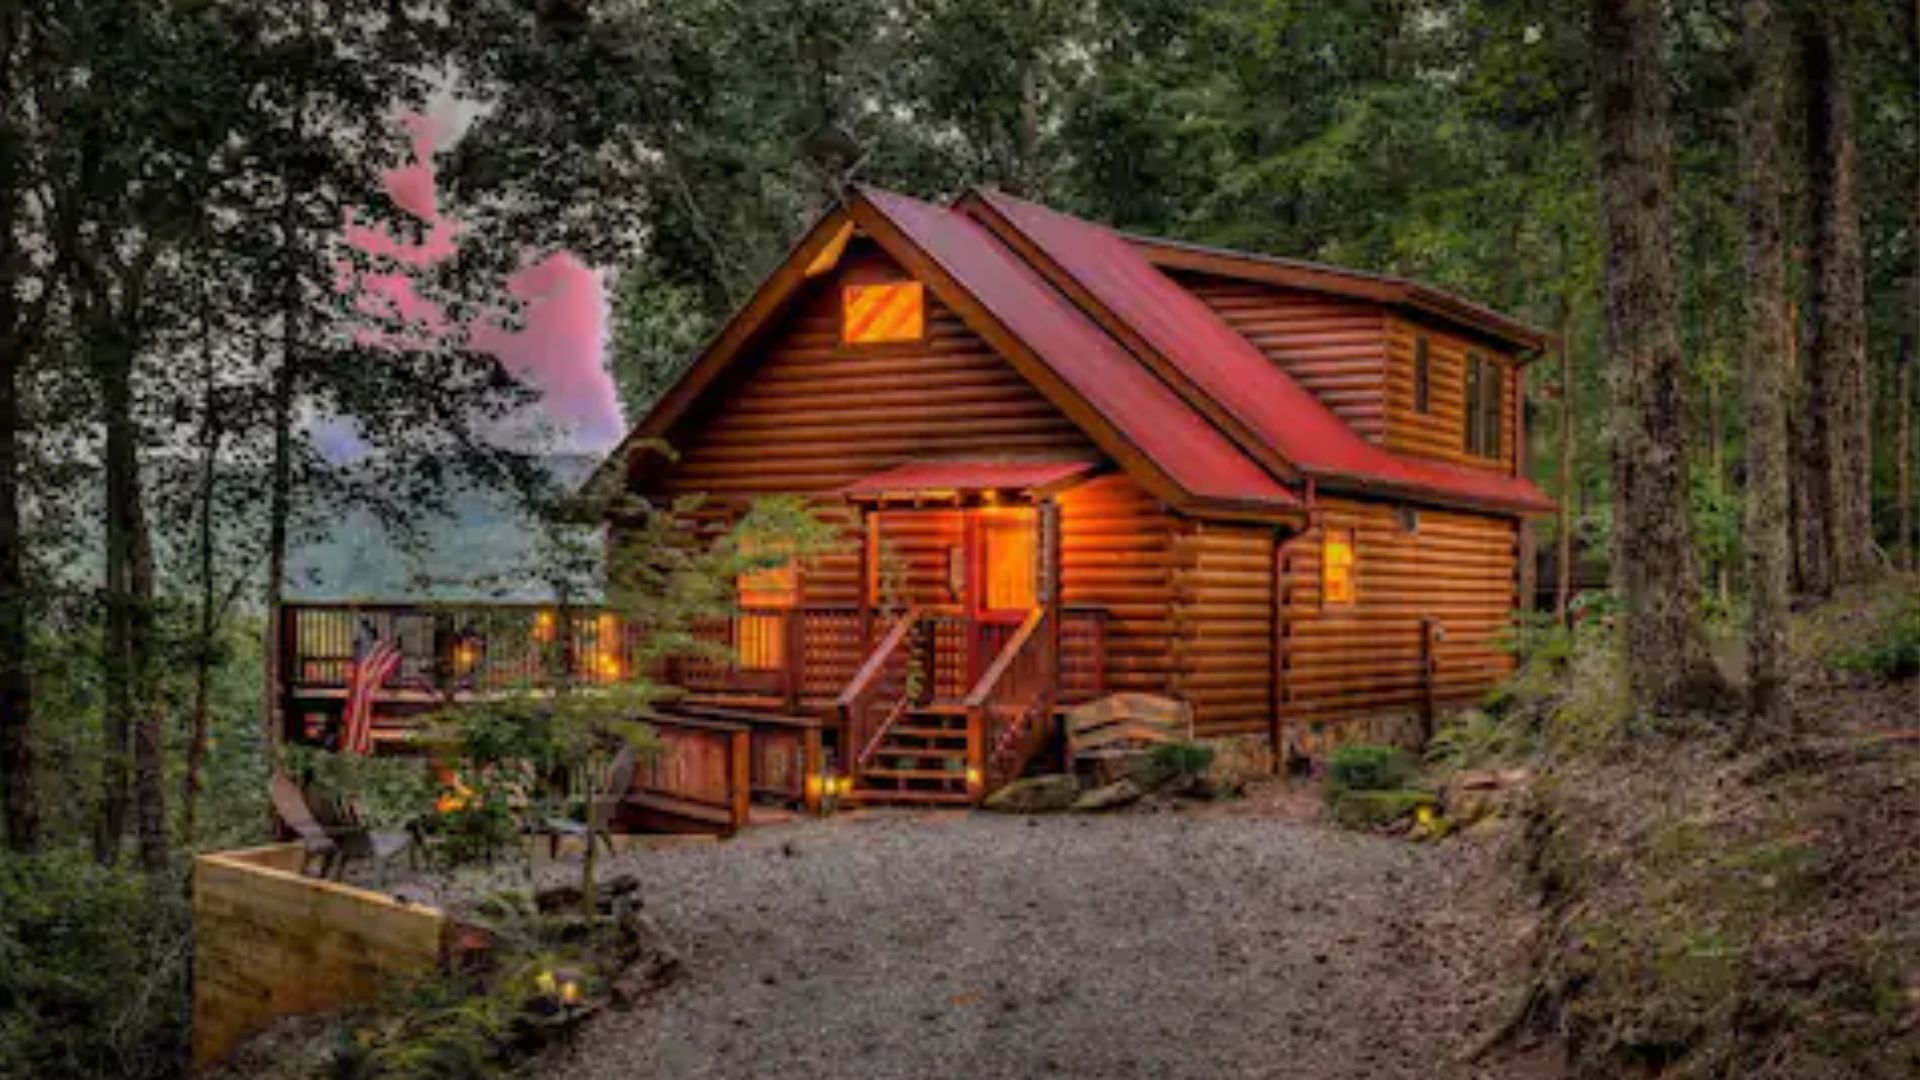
[333, 105, 627, 456]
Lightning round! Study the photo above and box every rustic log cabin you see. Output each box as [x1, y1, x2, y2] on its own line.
[281, 185, 1552, 816]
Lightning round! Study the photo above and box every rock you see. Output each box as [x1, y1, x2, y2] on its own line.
[1441, 767, 1533, 824]
[983, 774, 1082, 813]
[1072, 779, 1145, 812]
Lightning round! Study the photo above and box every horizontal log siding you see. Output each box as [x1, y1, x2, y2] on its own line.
[1279, 496, 1518, 739]
[1057, 474, 1181, 704]
[1171, 520, 1277, 738]
[1170, 270, 1391, 441]
[1383, 316, 1521, 473]
[661, 244, 1096, 498]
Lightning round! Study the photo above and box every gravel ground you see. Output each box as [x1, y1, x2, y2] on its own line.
[552, 800, 1520, 1080]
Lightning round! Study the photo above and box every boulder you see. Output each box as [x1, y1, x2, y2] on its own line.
[1072, 779, 1145, 812]
[1441, 767, 1533, 824]
[982, 774, 1082, 813]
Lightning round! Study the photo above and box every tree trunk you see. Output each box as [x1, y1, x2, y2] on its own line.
[1901, 0, 1920, 572]
[1556, 327, 1575, 622]
[96, 324, 135, 865]
[182, 296, 218, 843]
[1739, 0, 1793, 737]
[1803, 5, 1873, 584]
[0, 6, 35, 853]
[1592, 0, 1728, 713]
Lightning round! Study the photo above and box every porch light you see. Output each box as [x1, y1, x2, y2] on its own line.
[965, 766, 982, 788]
[452, 640, 480, 674]
[596, 653, 622, 681]
[532, 609, 557, 642]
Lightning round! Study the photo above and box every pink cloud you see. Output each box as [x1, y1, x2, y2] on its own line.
[334, 107, 625, 451]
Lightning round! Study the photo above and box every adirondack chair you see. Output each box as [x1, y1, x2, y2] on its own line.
[533, 743, 638, 860]
[268, 772, 341, 878]
[1063, 693, 1194, 782]
[272, 773, 417, 881]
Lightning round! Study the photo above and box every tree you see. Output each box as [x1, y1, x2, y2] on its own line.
[1738, 0, 1793, 735]
[0, 0, 35, 852]
[1801, 3, 1874, 588]
[1592, 0, 1728, 713]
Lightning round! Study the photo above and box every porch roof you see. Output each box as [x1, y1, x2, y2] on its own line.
[841, 459, 1100, 502]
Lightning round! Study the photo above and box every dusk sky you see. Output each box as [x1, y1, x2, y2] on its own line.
[335, 106, 627, 456]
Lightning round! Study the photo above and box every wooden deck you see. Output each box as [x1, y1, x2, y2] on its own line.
[277, 600, 1108, 817]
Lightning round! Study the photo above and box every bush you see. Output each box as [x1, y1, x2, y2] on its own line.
[1829, 591, 1920, 680]
[1327, 789, 1437, 830]
[1327, 743, 1416, 794]
[1426, 709, 1537, 770]
[1126, 741, 1215, 791]
[0, 851, 190, 1080]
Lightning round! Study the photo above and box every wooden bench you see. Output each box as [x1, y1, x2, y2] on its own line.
[1064, 693, 1193, 779]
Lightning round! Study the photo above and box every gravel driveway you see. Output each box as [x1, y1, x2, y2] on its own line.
[558, 806, 1505, 1080]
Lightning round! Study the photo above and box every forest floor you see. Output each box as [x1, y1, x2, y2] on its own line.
[544, 795, 1559, 1080]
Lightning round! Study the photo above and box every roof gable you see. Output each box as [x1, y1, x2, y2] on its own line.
[961, 188, 1554, 516]
[586, 192, 1301, 520]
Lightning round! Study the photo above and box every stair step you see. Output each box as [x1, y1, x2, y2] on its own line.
[859, 766, 967, 782]
[871, 750, 970, 766]
[847, 788, 975, 806]
[889, 726, 968, 741]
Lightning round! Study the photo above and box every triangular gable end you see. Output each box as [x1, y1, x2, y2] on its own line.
[585, 191, 1302, 523]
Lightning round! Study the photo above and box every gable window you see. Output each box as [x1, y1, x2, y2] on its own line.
[1465, 352, 1504, 459]
[842, 281, 925, 345]
[1413, 335, 1432, 414]
[1322, 527, 1357, 607]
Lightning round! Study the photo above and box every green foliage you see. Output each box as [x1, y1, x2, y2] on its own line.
[282, 746, 438, 831]
[1426, 709, 1538, 770]
[0, 852, 189, 1080]
[1327, 789, 1437, 830]
[1327, 744, 1417, 794]
[1126, 741, 1215, 790]
[1829, 591, 1920, 680]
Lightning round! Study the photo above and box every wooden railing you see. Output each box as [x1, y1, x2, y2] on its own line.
[626, 713, 752, 835]
[668, 605, 865, 708]
[964, 607, 1056, 795]
[835, 607, 923, 771]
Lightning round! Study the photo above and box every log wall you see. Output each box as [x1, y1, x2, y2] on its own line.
[1170, 520, 1278, 739]
[1171, 270, 1391, 441]
[1383, 315, 1521, 473]
[1056, 473, 1181, 706]
[1278, 496, 1519, 756]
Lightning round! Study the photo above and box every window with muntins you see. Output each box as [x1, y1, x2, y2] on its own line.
[1465, 352, 1504, 459]
[1413, 336, 1432, 414]
[842, 281, 925, 345]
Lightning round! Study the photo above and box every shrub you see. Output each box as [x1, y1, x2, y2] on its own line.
[1327, 743, 1416, 794]
[0, 851, 190, 1080]
[1327, 788, 1437, 830]
[1126, 741, 1215, 791]
[1829, 591, 1920, 680]
[1426, 709, 1537, 770]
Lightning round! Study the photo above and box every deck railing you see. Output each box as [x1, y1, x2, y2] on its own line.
[964, 608, 1056, 794]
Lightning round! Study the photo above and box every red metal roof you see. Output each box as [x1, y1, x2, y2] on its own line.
[966, 189, 1555, 515]
[857, 187, 1302, 515]
[842, 459, 1099, 499]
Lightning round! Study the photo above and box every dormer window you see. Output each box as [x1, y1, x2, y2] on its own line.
[842, 281, 925, 345]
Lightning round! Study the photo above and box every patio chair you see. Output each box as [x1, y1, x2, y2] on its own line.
[268, 772, 341, 878]
[534, 743, 638, 860]
[301, 782, 419, 882]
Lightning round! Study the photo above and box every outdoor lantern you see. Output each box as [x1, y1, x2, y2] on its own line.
[559, 979, 582, 1007]
[532, 609, 557, 642]
[452, 639, 480, 675]
[965, 766, 982, 789]
[596, 652, 622, 681]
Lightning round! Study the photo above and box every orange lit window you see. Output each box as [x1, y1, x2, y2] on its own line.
[981, 509, 1037, 611]
[1323, 527, 1357, 607]
[842, 281, 924, 345]
[737, 543, 798, 670]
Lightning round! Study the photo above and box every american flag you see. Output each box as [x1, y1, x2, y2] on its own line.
[342, 623, 403, 756]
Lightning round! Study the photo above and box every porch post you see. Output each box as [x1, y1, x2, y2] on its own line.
[859, 507, 877, 650]
[1041, 497, 1064, 766]
[963, 508, 984, 687]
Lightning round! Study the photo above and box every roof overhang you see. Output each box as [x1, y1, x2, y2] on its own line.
[841, 459, 1101, 505]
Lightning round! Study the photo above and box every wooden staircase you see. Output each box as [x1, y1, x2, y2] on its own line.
[850, 703, 973, 804]
[837, 606, 1057, 807]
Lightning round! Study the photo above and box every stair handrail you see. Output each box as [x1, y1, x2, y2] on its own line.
[835, 606, 923, 771]
[962, 607, 1053, 796]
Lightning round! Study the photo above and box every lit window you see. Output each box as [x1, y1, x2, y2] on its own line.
[981, 509, 1037, 610]
[1323, 527, 1357, 607]
[842, 281, 925, 345]
[737, 541, 797, 670]
[1413, 336, 1431, 415]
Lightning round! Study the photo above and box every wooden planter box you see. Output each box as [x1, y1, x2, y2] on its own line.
[191, 844, 448, 1070]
